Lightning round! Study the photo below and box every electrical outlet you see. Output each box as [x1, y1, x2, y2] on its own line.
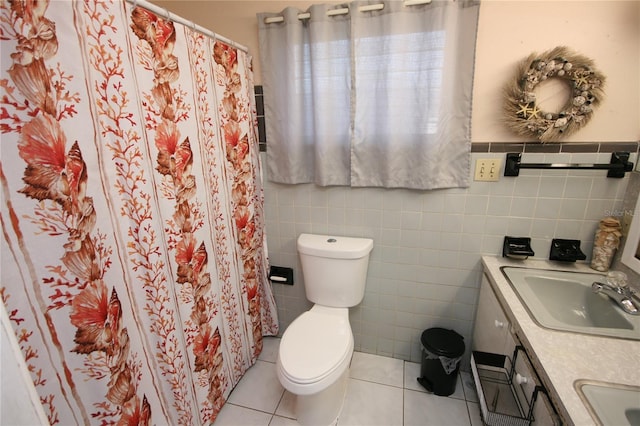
[474, 158, 502, 181]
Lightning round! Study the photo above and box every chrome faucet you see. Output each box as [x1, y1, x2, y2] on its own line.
[592, 282, 640, 315]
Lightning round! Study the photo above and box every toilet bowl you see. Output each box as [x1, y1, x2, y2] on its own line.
[276, 233, 373, 426]
[277, 305, 353, 425]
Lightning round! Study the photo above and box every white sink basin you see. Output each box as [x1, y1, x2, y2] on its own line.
[575, 380, 640, 426]
[501, 267, 640, 340]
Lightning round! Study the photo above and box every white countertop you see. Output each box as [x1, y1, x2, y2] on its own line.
[481, 256, 640, 426]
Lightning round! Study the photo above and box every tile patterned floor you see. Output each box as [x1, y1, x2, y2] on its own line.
[216, 337, 483, 426]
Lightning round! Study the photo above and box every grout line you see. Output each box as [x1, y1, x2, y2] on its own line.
[401, 361, 406, 426]
[225, 401, 277, 416]
[273, 388, 287, 417]
[464, 400, 474, 426]
[348, 375, 404, 389]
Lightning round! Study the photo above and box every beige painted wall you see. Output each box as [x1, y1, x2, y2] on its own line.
[151, 0, 640, 142]
[473, 1, 640, 143]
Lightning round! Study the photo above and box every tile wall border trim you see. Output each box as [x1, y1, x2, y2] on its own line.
[470, 141, 640, 154]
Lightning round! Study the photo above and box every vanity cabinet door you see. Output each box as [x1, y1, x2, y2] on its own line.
[473, 274, 512, 355]
[532, 391, 560, 425]
[513, 349, 561, 426]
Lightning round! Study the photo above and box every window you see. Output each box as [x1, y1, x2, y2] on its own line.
[258, 1, 480, 189]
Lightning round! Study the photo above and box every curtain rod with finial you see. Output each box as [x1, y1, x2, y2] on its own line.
[125, 0, 249, 53]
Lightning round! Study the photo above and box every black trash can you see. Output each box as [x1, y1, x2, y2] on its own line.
[417, 327, 465, 396]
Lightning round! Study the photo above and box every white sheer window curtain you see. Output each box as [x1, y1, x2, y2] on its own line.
[258, 0, 480, 190]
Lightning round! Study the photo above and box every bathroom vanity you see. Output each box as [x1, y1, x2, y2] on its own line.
[474, 256, 640, 425]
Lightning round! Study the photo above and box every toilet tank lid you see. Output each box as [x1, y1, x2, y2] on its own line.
[297, 234, 373, 259]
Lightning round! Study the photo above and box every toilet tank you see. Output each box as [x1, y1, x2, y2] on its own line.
[297, 234, 374, 308]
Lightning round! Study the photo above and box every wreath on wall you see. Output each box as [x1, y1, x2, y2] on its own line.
[504, 46, 605, 143]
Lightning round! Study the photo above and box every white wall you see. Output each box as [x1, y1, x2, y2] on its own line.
[264, 150, 632, 362]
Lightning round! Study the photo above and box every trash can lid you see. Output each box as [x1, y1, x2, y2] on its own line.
[421, 328, 465, 358]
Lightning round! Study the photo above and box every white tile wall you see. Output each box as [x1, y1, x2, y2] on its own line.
[262, 152, 633, 365]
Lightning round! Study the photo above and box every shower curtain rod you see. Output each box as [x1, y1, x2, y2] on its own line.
[125, 0, 249, 53]
[263, 0, 433, 24]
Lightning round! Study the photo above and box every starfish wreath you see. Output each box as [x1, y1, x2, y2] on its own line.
[503, 46, 605, 143]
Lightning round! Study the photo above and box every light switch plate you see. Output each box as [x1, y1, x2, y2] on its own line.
[474, 159, 501, 181]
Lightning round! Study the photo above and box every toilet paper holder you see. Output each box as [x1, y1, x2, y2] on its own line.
[269, 265, 294, 285]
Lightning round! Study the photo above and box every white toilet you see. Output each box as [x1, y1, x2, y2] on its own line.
[277, 233, 374, 426]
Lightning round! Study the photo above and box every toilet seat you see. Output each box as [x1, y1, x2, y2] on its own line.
[278, 307, 353, 395]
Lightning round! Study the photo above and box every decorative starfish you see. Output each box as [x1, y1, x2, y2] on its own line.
[528, 105, 541, 120]
[574, 75, 589, 87]
[516, 103, 533, 118]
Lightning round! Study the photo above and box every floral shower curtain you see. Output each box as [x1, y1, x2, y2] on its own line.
[0, 1, 278, 425]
